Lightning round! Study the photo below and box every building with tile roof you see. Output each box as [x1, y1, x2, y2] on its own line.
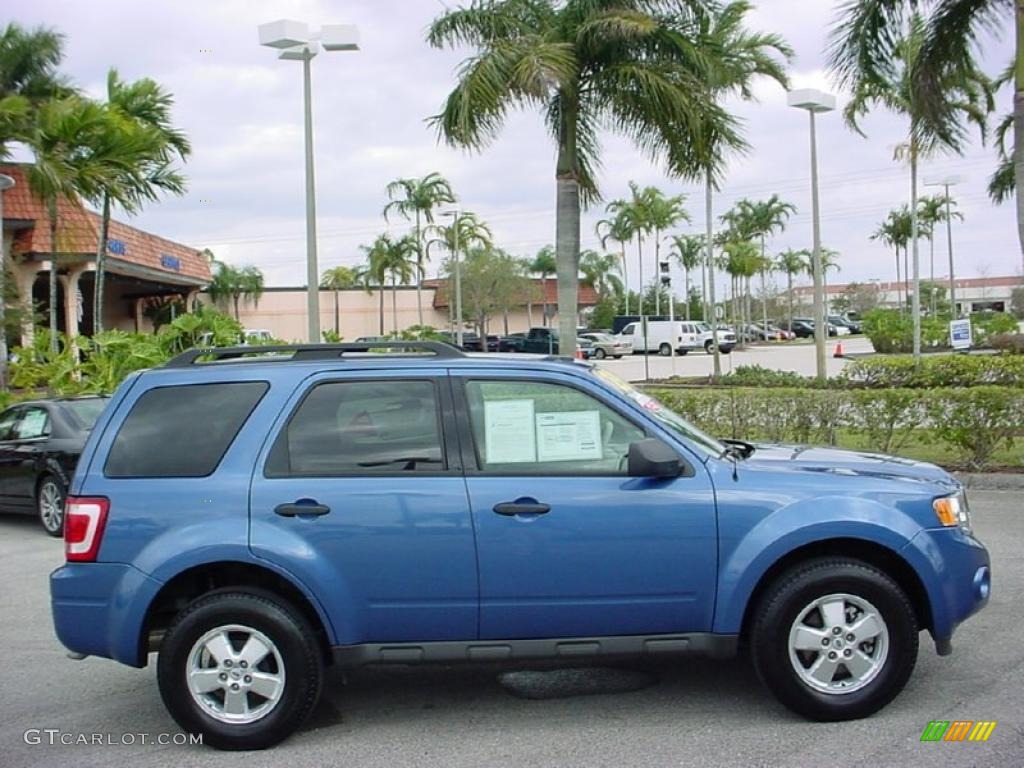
[0, 163, 211, 343]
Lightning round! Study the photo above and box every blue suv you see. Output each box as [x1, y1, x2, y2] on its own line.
[50, 342, 991, 750]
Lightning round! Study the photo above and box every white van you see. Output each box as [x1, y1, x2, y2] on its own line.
[616, 320, 704, 355]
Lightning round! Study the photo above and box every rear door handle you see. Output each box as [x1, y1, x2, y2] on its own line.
[493, 500, 550, 516]
[275, 501, 331, 518]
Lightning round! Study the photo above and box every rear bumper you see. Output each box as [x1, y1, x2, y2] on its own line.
[51, 562, 163, 667]
[902, 527, 991, 649]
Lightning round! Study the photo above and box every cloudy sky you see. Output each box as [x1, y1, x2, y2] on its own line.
[10, 0, 1019, 295]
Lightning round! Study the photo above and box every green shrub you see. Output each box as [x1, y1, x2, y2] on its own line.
[862, 309, 950, 353]
[971, 312, 1018, 344]
[990, 333, 1024, 354]
[840, 354, 1024, 388]
[645, 385, 1024, 470]
[716, 365, 818, 389]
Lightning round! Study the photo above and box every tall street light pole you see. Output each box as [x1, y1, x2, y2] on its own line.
[259, 20, 359, 343]
[924, 175, 962, 317]
[788, 88, 836, 382]
[0, 173, 13, 391]
[442, 210, 464, 347]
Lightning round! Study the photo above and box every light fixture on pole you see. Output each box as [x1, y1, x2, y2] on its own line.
[441, 210, 464, 348]
[258, 19, 360, 343]
[0, 173, 13, 391]
[924, 175, 962, 317]
[787, 88, 835, 382]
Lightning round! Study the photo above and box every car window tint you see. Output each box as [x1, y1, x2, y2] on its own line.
[465, 380, 645, 475]
[0, 407, 21, 441]
[15, 407, 50, 439]
[105, 382, 268, 478]
[621, 324, 635, 335]
[266, 380, 444, 476]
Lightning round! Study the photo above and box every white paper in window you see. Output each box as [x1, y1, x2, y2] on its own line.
[535, 411, 602, 462]
[484, 399, 536, 463]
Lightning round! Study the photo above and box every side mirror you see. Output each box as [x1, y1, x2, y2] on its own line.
[627, 438, 683, 478]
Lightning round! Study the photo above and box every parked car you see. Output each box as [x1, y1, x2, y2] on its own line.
[579, 331, 631, 359]
[616, 320, 733, 355]
[51, 341, 990, 749]
[830, 314, 862, 334]
[780, 319, 816, 338]
[744, 322, 788, 342]
[0, 396, 109, 536]
[462, 334, 500, 352]
[791, 318, 841, 338]
[696, 322, 736, 354]
[498, 333, 527, 352]
[522, 326, 560, 354]
[577, 337, 595, 359]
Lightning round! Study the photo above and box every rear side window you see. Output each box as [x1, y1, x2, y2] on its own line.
[104, 382, 268, 478]
[265, 379, 444, 476]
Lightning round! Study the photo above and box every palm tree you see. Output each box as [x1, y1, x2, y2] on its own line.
[207, 262, 264, 320]
[428, 0, 753, 355]
[383, 172, 457, 326]
[606, 186, 652, 313]
[691, 0, 792, 374]
[24, 97, 118, 350]
[425, 212, 492, 332]
[872, 207, 913, 313]
[647, 190, 690, 315]
[320, 265, 358, 336]
[668, 235, 704, 321]
[579, 249, 623, 301]
[804, 248, 841, 314]
[0, 22, 71, 157]
[721, 238, 761, 344]
[736, 195, 796, 333]
[530, 246, 558, 328]
[829, 0, 1019, 272]
[595, 206, 635, 314]
[90, 69, 190, 332]
[836, 13, 992, 359]
[916, 193, 963, 315]
[775, 248, 806, 330]
[362, 234, 417, 334]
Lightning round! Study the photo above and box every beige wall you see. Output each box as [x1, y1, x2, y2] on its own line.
[200, 286, 566, 342]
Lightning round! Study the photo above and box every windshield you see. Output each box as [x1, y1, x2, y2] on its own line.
[63, 398, 108, 430]
[592, 368, 725, 458]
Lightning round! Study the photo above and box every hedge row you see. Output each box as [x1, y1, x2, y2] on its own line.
[647, 386, 1024, 471]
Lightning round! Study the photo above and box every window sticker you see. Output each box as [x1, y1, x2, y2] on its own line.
[535, 410, 602, 462]
[19, 409, 48, 438]
[484, 399, 537, 463]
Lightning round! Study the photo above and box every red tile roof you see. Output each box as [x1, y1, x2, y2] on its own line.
[1, 164, 211, 284]
[425, 277, 599, 309]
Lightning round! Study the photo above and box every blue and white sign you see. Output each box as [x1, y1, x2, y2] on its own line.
[160, 254, 182, 272]
[107, 239, 126, 255]
[949, 318, 972, 350]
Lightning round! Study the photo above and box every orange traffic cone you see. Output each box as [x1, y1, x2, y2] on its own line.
[833, 341, 844, 358]
[574, 345, 584, 360]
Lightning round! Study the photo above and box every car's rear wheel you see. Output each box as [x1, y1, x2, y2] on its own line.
[594, 348, 607, 359]
[37, 475, 66, 537]
[157, 591, 323, 750]
[750, 558, 918, 721]
[658, 343, 671, 356]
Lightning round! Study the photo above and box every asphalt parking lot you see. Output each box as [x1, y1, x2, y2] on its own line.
[1, 489, 1020, 768]
[595, 336, 874, 382]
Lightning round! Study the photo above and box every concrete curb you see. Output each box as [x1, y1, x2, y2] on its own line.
[954, 472, 1024, 491]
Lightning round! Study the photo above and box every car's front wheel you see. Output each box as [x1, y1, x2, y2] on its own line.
[157, 591, 323, 750]
[37, 475, 66, 537]
[750, 558, 918, 721]
[594, 348, 607, 359]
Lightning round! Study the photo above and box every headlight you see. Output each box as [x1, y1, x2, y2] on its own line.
[933, 491, 972, 533]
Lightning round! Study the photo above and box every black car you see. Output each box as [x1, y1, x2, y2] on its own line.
[462, 334, 500, 352]
[498, 333, 527, 352]
[779, 319, 816, 338]
[0, 396, 109, 536]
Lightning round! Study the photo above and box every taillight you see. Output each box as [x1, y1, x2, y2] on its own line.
[64, 497, 110, 562]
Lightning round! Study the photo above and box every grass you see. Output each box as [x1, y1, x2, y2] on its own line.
[806, 429, 1021, 472]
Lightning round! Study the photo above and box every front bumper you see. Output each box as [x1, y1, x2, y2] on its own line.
[902, 526, 990, 651]
[51, 562, 163, 667]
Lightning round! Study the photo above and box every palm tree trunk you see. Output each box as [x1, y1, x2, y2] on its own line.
[684, 267, 691, 322]
[379, 283, 385, 335]
[541, 275, 549, 327]
[636, 233, 644, 315]
[895, 247, 902, 313]
[654, 229, 661, 316]
[415, 209, 424, 328]
[233, 295, 240, 320]
[94, 194, 111, 335]
[392, 274, 398, 333]
[48, 200, 59, 352]
[760, 236, 769, 336]
[621, 245, 629, 316]
[928, 234, 935, 315]
[553, 95, 582, 356]
[910, 140, 922, 361]
[787, 271, 794, 330]
[526, 299, 533, 327]
[704, 177, 720, 377]
[334, 289, 340, 335]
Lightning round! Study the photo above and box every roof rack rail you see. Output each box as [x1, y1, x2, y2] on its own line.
[163, 340, 466, 368]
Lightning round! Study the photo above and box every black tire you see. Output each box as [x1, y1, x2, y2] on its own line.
[704, 341, 714, 354]
[36, 474, 66, 537]
[658, 343, 671, 356]
[678, 349, 688, 356]
[614, 355, 623, 360]
[750, 557, 918, 722]
[157, 590, 324, 750]
[594, 348, 607, 359]
[721, 347, 732, 355]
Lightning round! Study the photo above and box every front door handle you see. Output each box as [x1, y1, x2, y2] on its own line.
[275, 501, 331, 518]
[493, 500, 550, 516]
